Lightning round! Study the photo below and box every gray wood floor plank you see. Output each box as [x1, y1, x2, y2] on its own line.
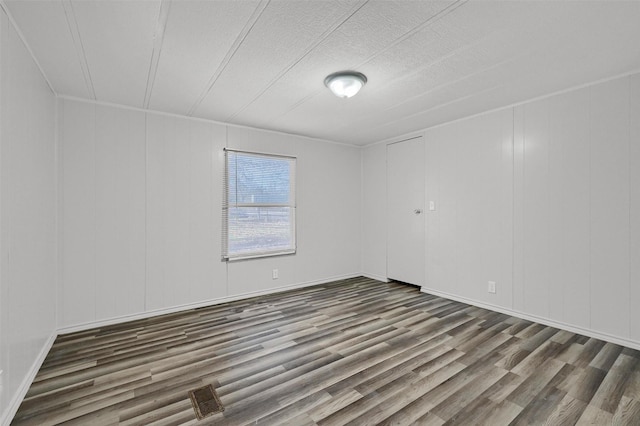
[543, 394, 589, 426]
[611, 396, 640, 426]
[589, 353, 639, 413]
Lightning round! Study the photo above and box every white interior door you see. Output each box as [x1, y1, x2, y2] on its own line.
[387, 136, 425, 286]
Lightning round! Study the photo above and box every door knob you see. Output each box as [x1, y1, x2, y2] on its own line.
[414, 209, 423, 215]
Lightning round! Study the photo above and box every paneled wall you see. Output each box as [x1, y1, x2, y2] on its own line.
[424, 110, 514, 309]
[58, 102, 226, 326]
[145, 114, 226, 311]
[58, 99, 361, 330]
[362, 72, 640, 347]
[360, 142, 386, 281]
[0, 9, 57, 424]
[226, 126, 361, 295]
[512, 76, 639, 343]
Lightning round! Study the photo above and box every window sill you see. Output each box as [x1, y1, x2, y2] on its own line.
[223, 250, 296, 262]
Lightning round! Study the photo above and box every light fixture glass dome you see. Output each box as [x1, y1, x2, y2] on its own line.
[324, 71, 367, 98]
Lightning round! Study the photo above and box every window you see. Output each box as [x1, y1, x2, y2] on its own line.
[223, 149, 296, 260]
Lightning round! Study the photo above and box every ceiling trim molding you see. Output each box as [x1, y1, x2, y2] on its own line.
[0, 0, 56, 95]
[62, 0, 95, 100]
[384, 134, 424, 147]
[143, 0, 172, 109]
[187, 0, 270, 117]
[58, 94, 361, 149]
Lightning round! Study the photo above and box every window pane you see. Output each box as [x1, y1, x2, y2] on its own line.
[227, 207, 294, 256]
[229, 152, 291, 205]
[227, 153, 238, 205]
[224, 150, 296, 260]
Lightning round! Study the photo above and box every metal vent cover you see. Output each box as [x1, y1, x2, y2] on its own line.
[188, 384, 224, 420]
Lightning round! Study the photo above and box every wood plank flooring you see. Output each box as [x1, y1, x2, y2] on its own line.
[12, 277, 640, 425]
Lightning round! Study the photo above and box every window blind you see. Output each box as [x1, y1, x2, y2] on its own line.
[222, 149, 296, 261]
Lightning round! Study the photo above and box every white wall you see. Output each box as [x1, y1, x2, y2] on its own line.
[361, 143, 387, 281]
[226, 126, 361, 294]
[424, 110, 514, 308]
[145, 113, 226, 311]
[0, 8, 57, 425]
[58, 99, 362, 329]
[512, 75, 639, 343]
[58, 101, 226, 326]
[362, 72, 640, 348]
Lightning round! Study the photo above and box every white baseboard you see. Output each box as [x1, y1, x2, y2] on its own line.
[58, 273, 361, 335]
[1, 332, 57, 426]
[362, 272, 389, 283]
[420, 286, 640, 352]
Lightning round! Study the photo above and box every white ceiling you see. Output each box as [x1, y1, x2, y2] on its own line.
[4, 0, 640, 145]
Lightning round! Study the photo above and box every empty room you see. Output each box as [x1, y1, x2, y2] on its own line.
[1, 0, 640, 424]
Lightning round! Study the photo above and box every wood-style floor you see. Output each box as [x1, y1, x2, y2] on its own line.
[12, 277, 640, 425]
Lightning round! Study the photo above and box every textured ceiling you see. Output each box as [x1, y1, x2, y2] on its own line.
[4, 0, 640, 145]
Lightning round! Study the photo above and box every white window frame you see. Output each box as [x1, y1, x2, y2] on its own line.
[222, 148, 297, 261]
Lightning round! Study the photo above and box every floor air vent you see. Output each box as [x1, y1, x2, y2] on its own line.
[188, 384, 224, 420]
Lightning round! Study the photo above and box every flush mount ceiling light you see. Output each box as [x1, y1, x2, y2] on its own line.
[324, 71, 367, 98]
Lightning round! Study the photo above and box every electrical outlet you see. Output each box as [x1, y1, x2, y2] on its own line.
[488, 281, 496, 294]
[272, 269, 279, 280]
